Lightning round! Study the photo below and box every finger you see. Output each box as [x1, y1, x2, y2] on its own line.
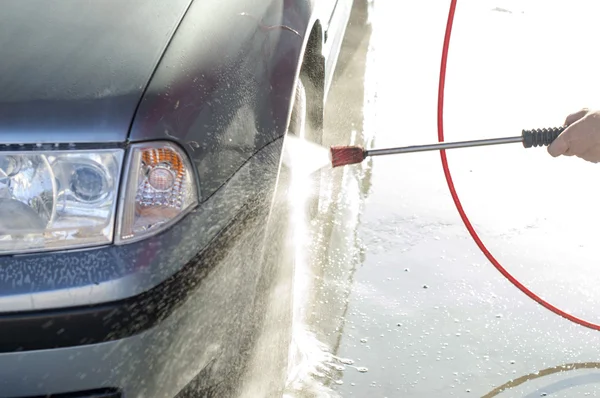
[564, 108, 589, 126]
[548, 127, 571, 157]
[563, 119, 599, 156]
[548, 116, 592, 157]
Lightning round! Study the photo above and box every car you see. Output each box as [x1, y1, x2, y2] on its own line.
[0, 0, 354, 397]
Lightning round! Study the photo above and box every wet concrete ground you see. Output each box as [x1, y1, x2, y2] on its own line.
[292, 0, 600, 396]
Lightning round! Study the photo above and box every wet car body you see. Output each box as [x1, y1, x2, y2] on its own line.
[0, 0, 353, 397]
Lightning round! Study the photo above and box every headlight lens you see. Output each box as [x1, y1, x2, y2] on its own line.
[0, 149, 124, 254]
[116, 141, 198, 244]
[0, 141, 197, 254]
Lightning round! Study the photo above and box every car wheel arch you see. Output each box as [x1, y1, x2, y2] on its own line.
[287, 19, 325, 145]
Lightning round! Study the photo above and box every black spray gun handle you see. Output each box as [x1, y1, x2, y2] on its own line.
[522, 127, 565, 148]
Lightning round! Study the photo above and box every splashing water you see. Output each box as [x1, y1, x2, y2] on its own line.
[282, 135, 332, 175]
[280, 131, 350, 398]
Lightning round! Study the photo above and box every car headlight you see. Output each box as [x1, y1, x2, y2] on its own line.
[115, 141, 198, 244]
[0, 141, 198, 255]
[0, 149, 124, 254]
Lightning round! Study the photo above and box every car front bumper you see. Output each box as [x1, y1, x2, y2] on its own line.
[0, 204, 267, 398]
[0, 140, 285, 398]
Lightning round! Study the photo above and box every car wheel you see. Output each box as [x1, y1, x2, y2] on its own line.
[287, 75, 323, 220]
[234, 73, 324, 397]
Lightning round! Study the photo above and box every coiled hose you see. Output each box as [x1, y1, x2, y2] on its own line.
[437, 0, 600, 331]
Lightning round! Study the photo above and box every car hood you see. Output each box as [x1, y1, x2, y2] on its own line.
[0, 0, 193, 144]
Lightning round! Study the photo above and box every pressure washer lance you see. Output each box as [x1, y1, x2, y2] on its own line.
[330, 127, 565, 167]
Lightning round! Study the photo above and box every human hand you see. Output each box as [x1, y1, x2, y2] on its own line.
[548, 108, 600, 163]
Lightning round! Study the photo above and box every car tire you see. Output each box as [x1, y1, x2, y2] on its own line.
[287, 75, 323, 220]
[288, 76, 308, 142]
[234, 73, 325, 398]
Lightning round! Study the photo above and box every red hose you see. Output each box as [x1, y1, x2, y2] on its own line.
[438, 0, 600, 330]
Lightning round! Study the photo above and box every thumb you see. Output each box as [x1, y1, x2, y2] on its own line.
[548, 131, 569, 157]
[548, 109, 589, 157]
[548, 122, 579, 157]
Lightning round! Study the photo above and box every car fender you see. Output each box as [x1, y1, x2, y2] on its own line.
[129, 0, 327, 201]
